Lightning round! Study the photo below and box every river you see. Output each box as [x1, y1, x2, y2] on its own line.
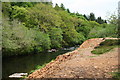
[2, 46, 78, 79]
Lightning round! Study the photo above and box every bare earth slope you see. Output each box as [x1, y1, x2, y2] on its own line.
[27, 38, 119, 78]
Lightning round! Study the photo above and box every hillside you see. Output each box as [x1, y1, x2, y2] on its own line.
[2, 2, 118, 57]
[26, 38, 119, 79]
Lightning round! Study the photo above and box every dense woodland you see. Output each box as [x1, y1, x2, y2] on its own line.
[2, 2, 118, 57]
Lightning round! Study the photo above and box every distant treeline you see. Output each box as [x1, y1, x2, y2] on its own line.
[2, 2, 118, 56]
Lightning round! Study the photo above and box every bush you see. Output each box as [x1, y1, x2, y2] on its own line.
[88, 24, 118, 38]
[91, 39, 119, 55]
[2, 18, 51, 56]
[48, 28, 63, 48]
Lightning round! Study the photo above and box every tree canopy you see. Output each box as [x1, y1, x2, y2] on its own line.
[2, 2, 118, 57]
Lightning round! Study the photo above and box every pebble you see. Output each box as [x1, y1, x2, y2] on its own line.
[94, 66, 98, 68]
[79, 77, 84, 78]
[112, 71, 114, 72]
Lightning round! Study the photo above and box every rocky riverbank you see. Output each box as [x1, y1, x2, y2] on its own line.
[26, 38, 119, 79]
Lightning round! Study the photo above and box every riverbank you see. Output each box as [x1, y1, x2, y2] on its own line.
[3, 46, 79, 79]
[26, 38, 119, 79]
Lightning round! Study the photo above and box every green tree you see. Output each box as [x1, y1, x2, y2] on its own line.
[2, 2, 12, 18]
[83, 14, 89, 20]
[89, 13, 96, 21]
[88, 24, 118, 38]
[58, 11, 84, 45]
[2, 18, 34, 56]
[2, 17, 51, 56]
[33, 29, 51, 53]
[10, 2, 35, 7]
[96, 17, 105, 24]
[66, 8, 70, 13]
[54, 3, 61, 10]
[104, 20, 107, 23]
[63, 29, 85, 46]
[60, 3, 66, 10]
[48, 28, 63, 48]
[26, 3, 62, 31]
[11, 6, 28, 22]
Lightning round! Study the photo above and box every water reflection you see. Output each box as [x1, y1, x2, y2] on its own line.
[2, 50, 70, 79]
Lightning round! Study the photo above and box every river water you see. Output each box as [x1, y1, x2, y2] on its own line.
[2, 47, 78, 79]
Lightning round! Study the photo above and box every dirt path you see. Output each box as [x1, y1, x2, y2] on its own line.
[27, 38, 119, 79]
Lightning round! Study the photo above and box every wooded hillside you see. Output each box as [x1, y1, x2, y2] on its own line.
[2, 2, 118, 56]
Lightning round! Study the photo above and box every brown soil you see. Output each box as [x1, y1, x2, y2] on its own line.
[27, 38, 119, 79]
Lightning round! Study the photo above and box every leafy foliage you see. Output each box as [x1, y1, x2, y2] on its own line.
[48, 28, 63, 48]
[11, 6, 28, 22]
[91, 39, 119, 55]
[2, 2, 118, 56]
[2, 17, 51, 56]
[112, 72, 120, 80]
[89, 13, 96, 21]
[26, 3, 62, 30]
[88, 24, 118, 38]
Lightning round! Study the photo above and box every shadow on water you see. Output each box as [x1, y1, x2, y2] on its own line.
[2, 46, 78, 79]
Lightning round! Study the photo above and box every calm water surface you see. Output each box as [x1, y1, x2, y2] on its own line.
[2, 47, 77, 79]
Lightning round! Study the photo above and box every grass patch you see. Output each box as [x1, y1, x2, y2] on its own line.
[91, 39, 120, 55]
[21, 64, 47, 79]
[29, 64, 46, 74]
[29, 59, 55, 75]
[21, 60, 55, 79]
[111, 72, 120, 80]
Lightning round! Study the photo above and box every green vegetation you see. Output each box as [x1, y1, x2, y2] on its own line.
[29, 64, 46, 74]
[21, 64, 47, 79]
[2, 2, 118, 57]
[112, 72, 120, 80]
[29, 59, 54, 75]
[91, 39, 119, 55]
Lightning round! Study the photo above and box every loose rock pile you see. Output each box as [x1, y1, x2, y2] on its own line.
[27, 38, 119, 79]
